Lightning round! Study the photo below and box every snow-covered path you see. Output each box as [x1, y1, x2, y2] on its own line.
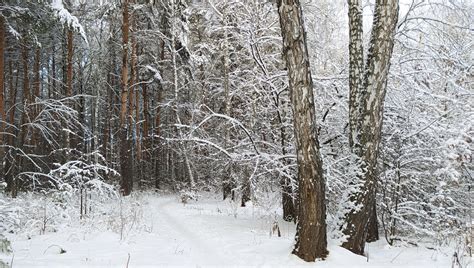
[146, 195, 296, 267]
[152, 197, 226, 264]
[1, 193, 457, 267]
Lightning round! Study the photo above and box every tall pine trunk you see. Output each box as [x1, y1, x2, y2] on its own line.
[119, 0, 133, 196]
[13, 43, 31, 197]
[5, 56, 18, 189]
[31, 48, 41, 147]
[277, 0, 328, 261]
[0, 16, 6, 181]
[64, 28, 74, 154]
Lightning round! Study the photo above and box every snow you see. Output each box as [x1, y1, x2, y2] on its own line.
[7, 26, 21, 40]
[144, 65, 163, 82]
[0, 192, 458, 267]
[51, 0, 88, 45]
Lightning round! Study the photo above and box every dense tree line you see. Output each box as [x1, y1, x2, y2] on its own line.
[0, 0, 471, 262]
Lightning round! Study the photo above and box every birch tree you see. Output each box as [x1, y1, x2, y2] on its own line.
[341, 0, 399, 255]
[277, 0, 328, 261]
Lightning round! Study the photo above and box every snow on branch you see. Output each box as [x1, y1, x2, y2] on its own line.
[192, 105, 260, 155]
[50, 0, 88, 45]
[167, 137, 233, 159]
[144, 65, 163, 82]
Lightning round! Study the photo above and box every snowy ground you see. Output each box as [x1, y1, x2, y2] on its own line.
[0, 192, 466, 267]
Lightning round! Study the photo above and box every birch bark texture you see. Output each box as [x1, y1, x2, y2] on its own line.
[342, 0, 399, 255]
[276, 0, 328, 261]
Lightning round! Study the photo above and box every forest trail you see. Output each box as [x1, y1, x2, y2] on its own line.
[152, 197, 226, 264]
[1, 193, 456, 267]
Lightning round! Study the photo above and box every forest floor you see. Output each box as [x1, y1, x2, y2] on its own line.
[0, 192, 464, 267]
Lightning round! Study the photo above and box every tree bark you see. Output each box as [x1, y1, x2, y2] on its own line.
[347, 0, 364, 148]
[277, 0, 328, 261]
[281, 175, 296, 222]
[133, 48, 141, 163]
[366, 201, 379, 242]
[240, 165, 251, 207]
[51, 41, 57, 98]
[130, 21, 142, 184]
[4, 57, 17, 192]
[103, 25, 116, 169]
[342, 0, 399, 255]
[31, 47, 41, 146]
[63, 28, 74, 155]
[8, 60, 17, 134]
[33, 48, 41, 103]
[278, 98, 296, 222]
[11, 43, 31, 197]
[142, 82, 149, 166]
[0, 16, 6, 180]
[119, 0, 133, 196]
[153, 39, 165, 189]
[66, 29, 73, 98]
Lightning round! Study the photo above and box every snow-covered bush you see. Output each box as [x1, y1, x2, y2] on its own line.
[179, 189, 200, 204]
[378, 4, 473, 245]
[0, 155, 119, 237]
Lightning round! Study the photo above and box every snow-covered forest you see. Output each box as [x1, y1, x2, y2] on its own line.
[0, 0, 472, 267]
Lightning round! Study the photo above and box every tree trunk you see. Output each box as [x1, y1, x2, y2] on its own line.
[20, 44, 31, 138]
[281, 176, 296, 222]
[278, 98, 296, 222]
[240, 165, 251, 207]
[4, 57, 17, 192]
[277, 0, 328, 261]
[103, 28, 116, 169]
[130, 28, 142, 185]
[0, 16, 6, 180]
[347, 0, 364, 149]
[119, 0, 133, 196]
[63, 28, 74, 155]
[153, 38, 165, 189]
[31, 47, 41, 147]
[128, 25, 136, 186]
[366, 201, 379, 242]
[66, 30, 73, 97]
[51, 41, 57, 99]
[142, 82, 149, 170]
[12, 43, 31, 197]
[133, 47, 141, 163]
[221, 4, 234, 198]
[33, 48, 41, 103]
[342, 0, 399, 255]
[8, 60, 18, 141]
